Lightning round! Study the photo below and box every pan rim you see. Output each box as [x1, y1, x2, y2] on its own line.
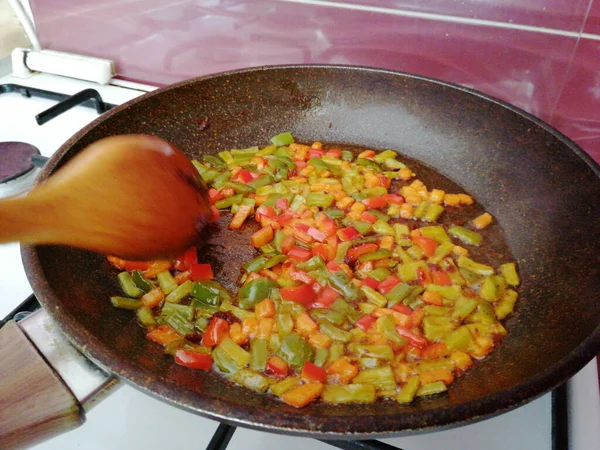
[22, 64, 600, 437]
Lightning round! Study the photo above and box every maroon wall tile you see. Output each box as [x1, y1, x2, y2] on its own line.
[583, 0, 600, 35]
[28, 0, 597, 159]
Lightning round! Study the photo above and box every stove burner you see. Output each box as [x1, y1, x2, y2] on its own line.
[0, 142, 40, 183]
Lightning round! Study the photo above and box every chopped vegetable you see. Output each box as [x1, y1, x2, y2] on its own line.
[109, 133, 519, 409]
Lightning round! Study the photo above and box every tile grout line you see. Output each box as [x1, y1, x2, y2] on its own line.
[278, 0, 600, 41]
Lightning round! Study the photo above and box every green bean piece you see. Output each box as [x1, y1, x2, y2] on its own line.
[423, 203, 445, 222]
[219, 301, 256, 321]
[165, 280, 195, 304]
[232, 369, 271, 393]
[329, 271, 361, 302]
[110, 296, 142, 310]
[360, 286, 388, 308]
[322, 384, 376, 404]
[448, 226, 482, 246]
[372, 220, 394, 236]
[309, 309, 346, 326]
[163, 339, 187, 356]
[385, 283, 413, 307]
[165, 313, 194, 336]
[313, 348, 329, 368]
[441, 326, 474, 352]
[136, 307, 156, 326]
[327, 342, 345, 365]
[250, 339, 269, 372]
[334, 241, 352, 265]
[358, 249, 392, 263]
[217, 338, 251, 369]
[156, 271, 178, 295]
[330, 299, 361, 323]
[423, 305, 451, 316]
[420, 226, 451, 243]
[305, 192, 335, 207]
[352, 365, 397, 390]
[500, 262, 520, 286]
[212, 346, 239, 374]
[161, 302, 194, 320]
[457, 256, 494, 276]
[495, 289, 519, 319]
[132, 270, 153, 293]
[347, 343, 394, 361]
[320, 321, 353, 343]
[417, 359, 454, 372]
[201, 154, 226, 168]
[269, 377, 302, 397]
[376, 315, 407, 346]
[416, 381, 448, 397]
[215, 194, 244, 209]
[277, 312, 295, 337]
[117, 272, 144, 298]
[270, 132, 295, 146]
[397, 376, 421, 403]
[366, 268, 392, 282]
[247, 175, 274, 189]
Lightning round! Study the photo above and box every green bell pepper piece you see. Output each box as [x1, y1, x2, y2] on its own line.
[238, 278, 277, 309]
[278, 333, 314, 371]
[250, 338, 269, 372]
[353, 365, 397, 391]
[132, 270, 153, 293]
[329, 271, 361, 302]
[448, 226, 483, 246]
[156, 271, 178, 295]
[320, 321, 353, 342]
[270, 132, 295, 146]
[165, 280, 195, 304]
[117, 272, 143, 298]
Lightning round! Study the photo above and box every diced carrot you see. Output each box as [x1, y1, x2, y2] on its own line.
[146, 325, 182, 345]
[308, 331, 332, 349]
[241, 317, 259, 340]
[229, 322, 249, 345]
[422, 343, 449, 360]
[412, 236, 438, 257]
[472, 212, 493, 229]
[295, 312, 318, 335]
[419, 369, 454, 385]
[281, 383, 324, 408]
[458, 193, 474, 205]
[346, 243, 378, 262]
[141, 288, 165, 308]
[251, 226, 274, 248]
[255, 298, 276, 318]
[379, 235, 394, 251]
[174, 270, 191, 284]
[229, 204, 253, 230]
[326, 358, 358, 384]
[107, 255, 126, 270]
[422, 290, 443, 306]
[201, 318, 230, 347]
[411, 308, 425, 327]
[358, 150, 375, 159]
[143, 260, 173, 279]
[258, 318, 275, 339]
[450, 351, 473, 371]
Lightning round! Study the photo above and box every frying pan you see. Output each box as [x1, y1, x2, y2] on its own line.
[2, 65, 600, 447]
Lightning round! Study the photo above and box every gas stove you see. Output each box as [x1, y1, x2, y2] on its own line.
[0, 59, 598, 450]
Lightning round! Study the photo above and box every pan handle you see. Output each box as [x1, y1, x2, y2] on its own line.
[0, 310, 118, 449]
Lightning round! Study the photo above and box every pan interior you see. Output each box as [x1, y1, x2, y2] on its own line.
[24, 66, 600, 436]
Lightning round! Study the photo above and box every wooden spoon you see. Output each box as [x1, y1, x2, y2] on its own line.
[0, 134, 212, 260]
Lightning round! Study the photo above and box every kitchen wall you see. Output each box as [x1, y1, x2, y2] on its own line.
[25, 1, 600, 160]
[0, 0, 30, 58]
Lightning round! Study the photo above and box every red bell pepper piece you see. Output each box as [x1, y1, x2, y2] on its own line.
[210, 205, 220, 223]
[290, 270, 315, 285]
[280, 283, 316, 306]
[208, 188, 223, 204]
[361, 277, 379, 290]
[312, 287, 339, 308]
[355, 314, 377, 331]
[307, 227, 327, 242]
[276, 198, 289, 210]
[256, 205, 276, 221]
[377, 275, 400, 294]
[274, 213, 294, 226]
[346, 243, 379, 262]
[293, 223, 310, 232]
[174, 350, 213, 370]
[280, 235, 296, 254]
[201, 317, 230, 347]
[396, 326, 428, 348]
[287, 246, 313, 262]
[392, 304, 413, 316]
[308, 149, 326, 158]
[325, 148, 342, 158]
[416, 267, 432, 286]
[412, 236, 438, 257]
[361, 196, 388, 209]
[430, 266, 452, 286]
[236, 169, 254, 183]
[266, 356, 289, 378]
[301, 361, 327, 383]
[326, 261, 341, 272]
[190, 263, 214, 281]
[184, 246, 198, 267]
[377, 174, 391, 189]
[384, 194, 405, 204]
[361, 211, 379, 224]
[337, 226, 361, 242]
